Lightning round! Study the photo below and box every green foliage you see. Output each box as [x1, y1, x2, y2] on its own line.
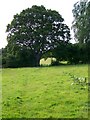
[67, 43, 88, 64]
[2, 47, 37, 68]
[51, 41, 68, 62]
[47, 42, 88, 65]
[2, 42, 88, 67]
[72, 0, 90, 43]
[51, 59, 60, 66]
[87, 41, 90, 63]
[5, 5, 70, 67]
[2, 65, 88, 118]
[67, 43, 80, 64]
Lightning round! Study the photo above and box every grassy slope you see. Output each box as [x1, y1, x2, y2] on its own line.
[2, 65, 88, 118]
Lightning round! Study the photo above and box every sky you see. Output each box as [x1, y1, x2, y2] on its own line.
[0, 0, 78, 49]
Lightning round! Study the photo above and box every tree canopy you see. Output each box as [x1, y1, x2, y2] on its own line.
[72, 0, 90, 44]
[6, 5, 71, 67]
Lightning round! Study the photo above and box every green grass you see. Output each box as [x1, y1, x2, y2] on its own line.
[2, 65, 88, 118]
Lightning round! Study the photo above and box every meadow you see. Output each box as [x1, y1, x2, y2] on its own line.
[2, 64, 88, 118]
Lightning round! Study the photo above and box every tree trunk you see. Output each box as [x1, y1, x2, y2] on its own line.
[34, 54, 41, 67]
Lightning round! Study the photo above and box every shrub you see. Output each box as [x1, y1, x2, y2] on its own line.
[51, 60, 60, 66]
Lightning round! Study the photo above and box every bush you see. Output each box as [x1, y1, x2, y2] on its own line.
[51, 60, 60, 66]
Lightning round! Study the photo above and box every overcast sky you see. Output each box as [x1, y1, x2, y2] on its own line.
[0, 0, 78, 49]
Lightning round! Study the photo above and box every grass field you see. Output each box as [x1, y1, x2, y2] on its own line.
[2, 65, 88, 118]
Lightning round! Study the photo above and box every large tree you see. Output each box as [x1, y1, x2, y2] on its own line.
[72, 0, 90, 44]
[6, 5, 70, 67]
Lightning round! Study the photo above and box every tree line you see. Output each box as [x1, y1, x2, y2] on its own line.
[2, 42, 88, 67]
[1, 0, 90, 67]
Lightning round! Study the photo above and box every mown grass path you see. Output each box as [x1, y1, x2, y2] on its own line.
[2, 65, 88, 118]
